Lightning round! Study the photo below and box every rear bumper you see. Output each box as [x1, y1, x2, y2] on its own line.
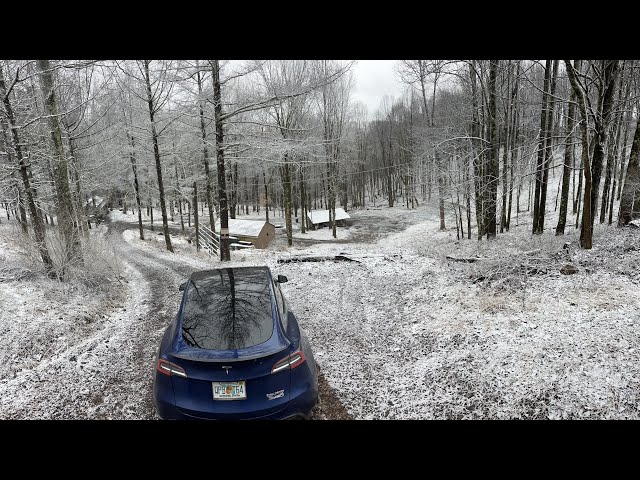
[156, 385, 317, 420]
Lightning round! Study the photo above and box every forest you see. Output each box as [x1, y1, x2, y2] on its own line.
[1, 59, 638, 279]
[2, 59, 640, 420]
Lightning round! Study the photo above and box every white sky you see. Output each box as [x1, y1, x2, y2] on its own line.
[351, 60, 406, 118]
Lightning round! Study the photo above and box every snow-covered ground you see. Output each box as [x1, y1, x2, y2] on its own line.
[0, 222, 156, 418]
[283, 222, 640, 418]
[2, 188, 640, 419]
[292, 226, 353, 241]
[115, 195, 640, 419]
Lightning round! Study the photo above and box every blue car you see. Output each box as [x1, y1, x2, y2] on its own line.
[153, 266, 319, 419]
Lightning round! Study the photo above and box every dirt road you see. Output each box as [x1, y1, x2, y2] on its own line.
[0, 221, 351, 419]
[106, 221, 354, 419]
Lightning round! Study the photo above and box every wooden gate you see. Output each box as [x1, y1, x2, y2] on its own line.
[198, 224, 219, 257]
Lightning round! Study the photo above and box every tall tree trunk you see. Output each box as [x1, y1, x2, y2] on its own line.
[173, 160, 184, 234]
[537, 59, 559, 233]
[617, 109, 633, 201]
[601, 116, 621, 223]
[0, 64, 53, 273]
[469, 61, 484, 239]
[486, 60, 499, 239]
[299, 165, 306, 234]
[332, 162, 337, 239]
[386, 163, 394, 207]
[227, 167, 234, 219]
[263, 170, 269, 223]
[575, 156, 583, 227]
[65, 135, 87, 238]
[16, 185, 28, 233]
[142, 60, 173, 253]
[556, 61, 577, 235]
[417, 60, 430, 124]
[193, 182, 199, 251]
[436, 150, 446, 230]
[589, 60, 620, 230]
[211, 60, 230, 261]
[533, 60, 552, 234]
[618, 116, 640, 226]
[465, 158, 472, 239]
[283, 154, 293, 246]
[500, 62, 515, 233]
[507, 76, 520, 231]
[609, 174, 617, 225]
[128, 133, 144, 240]
[565, 59, 595, 248]
[0, 121, 11, 227]
[230, 161, 239, 219]
[195, 63, 216, 232]
[600, 66, 626, 223]
[148, 177, 154, 231]
[500, 127, 509, 233]
[37, 59, 81, 270]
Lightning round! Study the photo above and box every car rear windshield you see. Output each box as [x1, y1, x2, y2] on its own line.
[181, 268, 274, 350]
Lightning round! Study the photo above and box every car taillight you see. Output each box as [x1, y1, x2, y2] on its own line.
[271, 350, 306, 374]
[156, 359, 187, 377]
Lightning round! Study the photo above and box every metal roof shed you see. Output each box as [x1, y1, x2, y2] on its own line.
[306, 208, 351, 229]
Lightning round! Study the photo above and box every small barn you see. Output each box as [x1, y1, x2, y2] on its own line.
[306, 208, 351, 230]
[84, 195, 109, 223]
[214, 219, 276, 249]
[84, 195, 108, 211]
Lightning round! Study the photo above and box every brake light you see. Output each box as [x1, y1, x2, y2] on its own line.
[271, 350, 306, 374]
[156, 359, 187, 377]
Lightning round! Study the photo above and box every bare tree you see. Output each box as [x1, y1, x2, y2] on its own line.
[193, 60, 216, 231]
[37, 59, 84, 270]
[532, 60, 553, 235]
[258, 60, 314, 246]
[565, 59, 621, 248]
[556, 61, 577, 235]
[140, 60, 174, 253]
[485, 60, 499, 239]
[0, 62, 54, 273]
[208, 60, 352, 260]
[618, 116, 640, 226]
[315, 61, 353, 239]
[117, 82, 145, 240]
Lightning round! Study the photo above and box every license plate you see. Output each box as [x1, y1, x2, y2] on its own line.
[212, 381, 246, 400]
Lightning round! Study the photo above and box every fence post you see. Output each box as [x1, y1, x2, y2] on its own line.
[193, 182, 200, 252]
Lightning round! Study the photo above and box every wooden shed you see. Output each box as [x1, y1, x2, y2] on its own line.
[84, 195, 109, 224]
[84, 195, 108, 212]
[306, 208, 351, 230]
[214, 219, 276, 249]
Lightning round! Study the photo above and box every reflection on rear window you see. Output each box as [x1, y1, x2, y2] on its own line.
[182, 268, 274, 350]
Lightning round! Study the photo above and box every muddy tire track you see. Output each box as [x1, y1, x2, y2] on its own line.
[106, 222, 196, 418]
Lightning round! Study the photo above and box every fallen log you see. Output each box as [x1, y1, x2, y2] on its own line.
[338, 252, 400, 259]
[277, 255, 361, 264]
[446, 255, 481, 263]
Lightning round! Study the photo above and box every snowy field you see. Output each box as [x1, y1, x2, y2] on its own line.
[116, 199, 640, 419]
[1, 196, 640, 419]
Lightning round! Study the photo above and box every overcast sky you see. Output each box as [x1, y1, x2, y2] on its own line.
[351, 60, 406, 118]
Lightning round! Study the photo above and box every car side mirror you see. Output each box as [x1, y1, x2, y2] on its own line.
[179, 282, 187, 291]
[277, 275, 288, 283]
